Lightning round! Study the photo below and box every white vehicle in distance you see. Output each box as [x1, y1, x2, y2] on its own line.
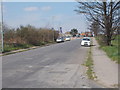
[83, 37, 90, 39]
[56, 37, 64, 43]
[83, 37, 91, 39]
[65, 36, 71, 41]
[81, 37, 91, 46]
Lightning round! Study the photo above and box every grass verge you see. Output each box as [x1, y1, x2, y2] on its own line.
[84, 38, 97, 80]
[2, 41, 56, 53]
[1, 41, 57, 56]
[3, 44, 33, 53]
[84, 47, 95, 79]
[96, 35, 119, 64]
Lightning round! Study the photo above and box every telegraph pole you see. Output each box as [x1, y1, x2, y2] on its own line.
[52, 16, 55, 42]
[0, 0, 4, 52]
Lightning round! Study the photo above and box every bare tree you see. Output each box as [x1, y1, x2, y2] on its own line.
[75, 1, 120, 45]
[89, 20, 100, 36]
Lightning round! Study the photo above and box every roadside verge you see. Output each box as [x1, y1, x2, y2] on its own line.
[0, 43, 56, 56]
[84, 45, 97, 80]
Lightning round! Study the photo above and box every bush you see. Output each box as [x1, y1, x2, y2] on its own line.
[3, 25, 59, 52]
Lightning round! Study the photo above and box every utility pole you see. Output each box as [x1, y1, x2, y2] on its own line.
[52, 16, 55, 42]
[0, 0, 3, 52]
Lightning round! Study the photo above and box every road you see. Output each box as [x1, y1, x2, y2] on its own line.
[2, 39, 102, 88]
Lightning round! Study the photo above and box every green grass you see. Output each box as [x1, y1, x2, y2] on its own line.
[102, 46, 119, 62]
[3, 41, 56, 53]
[96, 35, 120, 63]
[3, 44, 33, 53]
[85, 47, 96, 79]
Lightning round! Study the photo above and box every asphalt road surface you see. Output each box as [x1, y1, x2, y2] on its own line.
[2, 39, 102, 88]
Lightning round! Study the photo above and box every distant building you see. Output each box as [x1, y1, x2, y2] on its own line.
[80, 32, 93, 37]
[85, 32, 93, 37]
[80, 33, 86, 37]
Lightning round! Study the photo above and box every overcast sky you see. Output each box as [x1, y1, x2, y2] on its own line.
[3, 2, 89, 33]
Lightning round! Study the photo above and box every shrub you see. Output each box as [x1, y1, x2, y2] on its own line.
[3, 25, 59, 52]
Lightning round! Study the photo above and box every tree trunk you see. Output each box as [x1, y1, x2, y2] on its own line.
[103, 2, 112, 46]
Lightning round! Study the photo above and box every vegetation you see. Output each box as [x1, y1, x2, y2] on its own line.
[89, 20, 100, 37]
[3, 24, 59, 53]
[70, 28, 78, 37]
[96, 35, 119, 63]
[85, 47, 96, 79]
[75, 2, 120, 46]
[3, 44, 32, 53]
[75, 1, 119, 64]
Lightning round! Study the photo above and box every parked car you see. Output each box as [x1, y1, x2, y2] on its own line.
[81, 37, 91, 46]
[65, 36, 71, 41]
[56, 37, 64, 43]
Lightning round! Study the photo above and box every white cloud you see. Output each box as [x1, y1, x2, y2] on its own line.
[41, 6, 51, 11]
[24, 6, 51, 12]
[24, 7, 38, 11]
